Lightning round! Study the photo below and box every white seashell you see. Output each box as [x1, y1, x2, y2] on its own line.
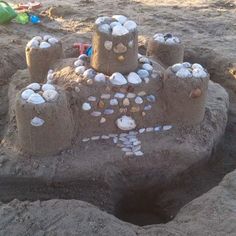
[110, 72, 127, 85]
[39, 42, 51, 49]
[182, 62, 192, 68]
[163, 125, 172, 131]
[110, 21, 122, 28]
[112, 15, 127, 24]
[146, 95, 156, 102]
[127, 72, 142, 84]
[27, 93, 45, 104]
[87, 78, 94, 85]
[114, 92, 125, 99]
[48, 37, 59, 45]
[32, 36, 42, 41]
[100, 117, 106, 123]
[192, 68, 208, 78]
[146, 127, 154, 132]
[154, 126, 161, 131]
[91, 111, 101, 117]
[125, 152, 133, 156]
[98, 24, 111, 34]
[101, 135, 109, 139]
[135, 96, 143, 104]
[91, 136, 100, 140]
[144, 105, 152, 111]
[42, 84, 55, 91]
[123, 20, 137, 31]
[132, 145, 141, 152]
[27, 83, 40, 91]
[47, 73, 54, 81]
[21, 89, 35, 100]
[176, 68, 192, 78]
[129, 131, 138, 135]
[112, 25, 129, 36]
[43, 35, 52, 41]
[95, 73, 106, 82]
[144, 77, 150, 84]
[192, 63, 204, 70]
[128, 40, 134, 48]
[142, 63, 153, 72]
[165, 38, 177, 45]
[113, 137, 118, 143]
[153, 33, 164, 38]
[83, 69, 96, 79]
[122, 147, 132, 152]
[82, 102, 91, 111]
[172, 63, 183, 73]
[139, 128, 145, 133]
[110, 98, 119, 106]
[133, 140, 141, 146]
[95, 16, 110, 25]
[172, 36, 180, 43]
[26, 39, 39, 48]
[31, 117, 45, 127]
[42, 90, 59, 102]
[82, 138, 90, 142]
[75, 87, 80, 93]
[88, 96, 96, 102]
[134, 151, 144, 156]
[104, 41, 113, 50]
[139, 57, 150, 64]
[154, 35, 165, 43]
[78, 54, 88, 60]
[138, 91, 146, 96]
[75, 66, 86, 75]
[116, 115, 136, 131]
[104, 109, 114, 115]
[101, 94, 111, 99]
[127, 93, 136, 99]
[137, 69, 149, 79]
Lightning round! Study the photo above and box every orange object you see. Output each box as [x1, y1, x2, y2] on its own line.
[15, 1, 42, 11]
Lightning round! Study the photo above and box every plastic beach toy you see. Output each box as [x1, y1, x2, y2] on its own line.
[15, 12, 29, 24]
[0, 1, 17, 24]
[29, 14, 40, 24]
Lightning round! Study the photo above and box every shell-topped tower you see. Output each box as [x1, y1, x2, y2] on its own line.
[91, 15, 139, 75]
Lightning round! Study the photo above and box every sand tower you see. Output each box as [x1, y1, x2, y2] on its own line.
[146, 33, 184, 67]
[90, 15, 138, 75]
[25, 35, 64, 83]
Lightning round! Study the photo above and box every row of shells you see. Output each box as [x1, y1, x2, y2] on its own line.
[153, 33, 180, 45]
[171, 62, 208, 79]
[82, 124, 173, 156]
[21, 82, 59, 104]
[26, 35, 59, 49]
[95, 15, 137, 36]
[74, 54, 154, 86]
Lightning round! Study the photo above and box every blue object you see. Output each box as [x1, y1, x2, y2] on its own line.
[29, 14, 40, 24]
[86, 46, 93, 57]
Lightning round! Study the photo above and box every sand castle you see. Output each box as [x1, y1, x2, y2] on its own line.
[15, 15, 210, 156]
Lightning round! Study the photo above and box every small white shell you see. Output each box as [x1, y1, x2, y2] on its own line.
[142, 63, 153, 72]
[26, 39, 39, 48]
[88, 96, 97, 102]
[82, 102, 91, 111]
[135, 96, 143, 104]
[128, 40, 133, 48]
[146, 127, 154, 132]
[116, 115, 136, 131]
[91, 111, 102, 117]
[114, 93, 125, 99]
[192, 63, 204, 70]
[144, 77, 150, 84]
[101, 94, 111, 99]
[139, 128, 145, 133]
[163, 125, 172, 131]
[112, 15, 127, 24]
[32, 36, 42, 41]
[110, 98, 119, 106]
[192, 68, 208, 78]
[110, 72, 127, 86]
[137, 69, 149, 79]
[48, 37, 59, 45]
[42, 90, 59, 102]
[43, 35, 52, 41]
[134, 151, 144, 156]
[176, 68, 192, 78]
[182, 62, 192, 68]
[104, 41, 113, 50]
[95, 16, 110, 25]
[172, 63, 183, 73]
[75, 66, 86, 75]
[112, 25, 129, 36]
[127, 72, 142, 85]
[21, 89, 35, 100]
[98, 24, 111, 34]
[154, 126, 161, 131]
[165, 38, 177, 45]
[110, 21, 122, 28]
[39, 42, 51, 49]
[27, 83, 40, 91]
[127, 93, 136, 98]
[123, 20, 137, 31]
[31, 117, 45, 127]
[100, 117, 106, 123]
[27, 93, 45, 104]
[74, 59, 84, 67]
[42, 84, 55, 91]
[154, 35, 165, 43]
[94, 73, 106, 82]
[104, 109, 114, 115]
